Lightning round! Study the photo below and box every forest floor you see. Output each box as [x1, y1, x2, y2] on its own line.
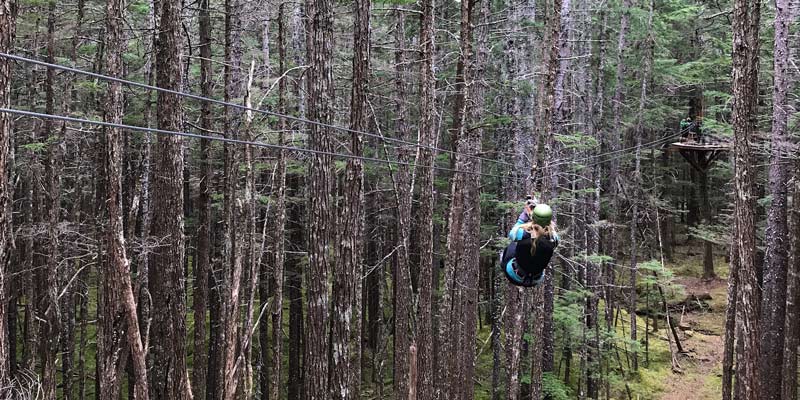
[657, 254, 730, 400]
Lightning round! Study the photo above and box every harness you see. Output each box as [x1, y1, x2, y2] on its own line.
[501, 234, 558, 287]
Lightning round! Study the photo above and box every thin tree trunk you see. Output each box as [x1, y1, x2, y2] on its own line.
[530, 0, 562, 395]
[265, 6, 288, 400]
[237, 60, 260, 400]
[102, 0, 150, 395]
[602, 0, 631, 358]
[437, 0, 476, 396]
[136, 0, 156, 384]
[783, 174, 800, 400]
[38, 6, 62, 397]
[414, 0, 437, 396]
[759, 0, 792, 394]
[0, 0, 15, 387]
[219, 0, 244, 396]
[331, 0, 369, 395]
[349, 0, 369, 391]
[730, 0, 762, 395]
[392, 11, 412, 400]
[287, 175, 305, 400]
[303, 0, 336, 393]
[286, 5, 305, 398]
[506, 287, 527, 400]
[700, 169, 715, 279]
[149, 0, 191, 393]
[627, 0, 653, 373]
[192, 0, 213, 395]
[59, 0, 85, 394]
[722, 160, 740, 400]
[628, 142, 641, 373]
[458, 1, 488, 397]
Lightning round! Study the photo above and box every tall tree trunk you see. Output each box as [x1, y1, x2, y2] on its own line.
[0, 0, 15, 388]
[287, 174, 305, 400]
[502, 0, 535, 396]
[102, 0, 150, 396]
[700, 169, 715, 279]
[722, 216, 739, 400]
[759, 0, 792, 395]
[136, 0, 157, 385]
[414, 0, 437, 396]
[265, 6, 288, 400]
[392, 11, 413, 400]
[530, 0, 562, 395]
[505, 287, 527, 400]
[730, 0, 762, 395]
[38, 5, 61, 397]
[437, 0, 476, 397]
[628, 146, 641, 374]
[238, 61, 259, 400]
[783, 174, 800, 400]
[59, 0, 85, 395]
[286, 5, 305, 399]
[331, 0, 369, 396]
[627, 0, 654, 373]
[585, 8, 607, 399]
[149, 0, 191, 394]
[219, 0, 244, 396]
[602, 0, 631, 353]
[193, 0, 213, 395]
[304, 0, 336, 393]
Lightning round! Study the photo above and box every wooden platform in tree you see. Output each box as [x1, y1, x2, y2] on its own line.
[668, 141, 730, 152]
[668, 140, 729, 172]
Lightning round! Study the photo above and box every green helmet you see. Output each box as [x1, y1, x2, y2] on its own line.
[532, 204, 553, 226]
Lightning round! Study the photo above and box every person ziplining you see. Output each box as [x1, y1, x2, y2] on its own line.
[501, 196, 559, 287]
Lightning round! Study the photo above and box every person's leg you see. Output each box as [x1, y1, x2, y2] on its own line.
[505, 259, 526, 285]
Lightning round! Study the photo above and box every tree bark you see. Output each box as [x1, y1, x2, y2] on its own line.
[459, 1, 488, 398]
[265, 6, 288, 400]
[783, 174, 800, 400]
[391, 11, 413, 400]
[219, 0, 244, 396]
[38, 5, 61, 398]
[0, 0, 15, 388]
[286, 5, 305, 399]
[102, 0, 150, 396]
[330, 0, 369, 396]
[304, 0, 336, 393]
[627, 0, 653, 373]
[414, 0, 437, 396]
[530, 0, 562, 395]
[192, 0, 213, 395]
[730, 0, 762, 395]
[699, 169, 715, 279]
[287, 175, 305, 400]
[149, 0, 191, 394]
[759, 0, 792, 395]
[437, 0, 477, 397]
[722, 208, 739, 400]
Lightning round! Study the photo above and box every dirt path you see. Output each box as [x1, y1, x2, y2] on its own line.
[659, 277, 728, 400]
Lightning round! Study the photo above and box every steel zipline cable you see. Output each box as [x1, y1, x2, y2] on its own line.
[0, 104, 688, 184]
[549, 131, 685, 170]
[0, 107, 513, 179]
[1, 53, 711, 183]
[0, 52, 516, 168]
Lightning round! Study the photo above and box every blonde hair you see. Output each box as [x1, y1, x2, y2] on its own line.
[519, 222, 558, 256]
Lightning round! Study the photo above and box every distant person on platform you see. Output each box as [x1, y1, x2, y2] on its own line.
[680, 116, 705, 143]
